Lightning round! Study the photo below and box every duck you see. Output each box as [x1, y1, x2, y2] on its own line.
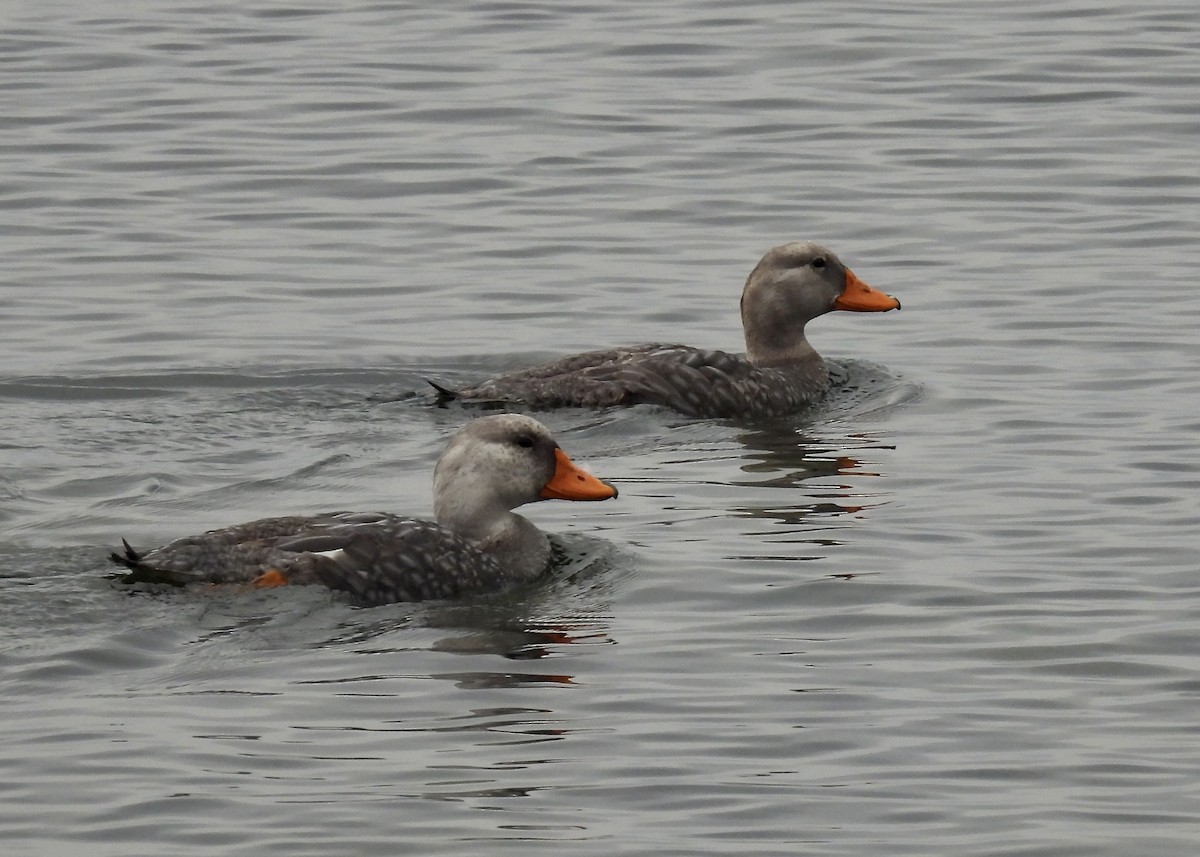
[110, 414, 617, 606]
[434, 242, 901, 419]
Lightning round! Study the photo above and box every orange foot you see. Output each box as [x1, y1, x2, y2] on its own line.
[250, 569, 289, 589]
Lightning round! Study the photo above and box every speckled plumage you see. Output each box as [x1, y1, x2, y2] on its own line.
[112, 513, 514, 605]
[110, 415, 616, 606]
[445, 242, 900, 419]
[455, 343, 833, 419]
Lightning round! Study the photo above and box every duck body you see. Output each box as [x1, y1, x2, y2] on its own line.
[442, 242, 900, 419]
[112, 512, 515, 604]
[456, 343, 832, 419]
[110, 415, 617, 606]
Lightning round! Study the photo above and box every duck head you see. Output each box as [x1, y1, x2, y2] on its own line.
[740, 241, 900, 366]
[433, 414, 617, 533]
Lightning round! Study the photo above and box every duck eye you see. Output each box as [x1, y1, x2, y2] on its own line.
[811, 257, 826, 269]
[515, 435, 535, 449]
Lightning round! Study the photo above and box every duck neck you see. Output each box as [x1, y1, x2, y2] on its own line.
[744, 323, 820, 367]
[435, 498, 550, 577]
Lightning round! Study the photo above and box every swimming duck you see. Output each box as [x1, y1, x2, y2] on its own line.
[435, 242, 900, 419]
[110, 414, 617, 606]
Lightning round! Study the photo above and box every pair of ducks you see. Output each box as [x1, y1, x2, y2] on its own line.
[112, 242, 900, 606]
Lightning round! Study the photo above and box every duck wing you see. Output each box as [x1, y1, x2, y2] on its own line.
[110, 513, 375, 586]
[273, 517, 512, 606]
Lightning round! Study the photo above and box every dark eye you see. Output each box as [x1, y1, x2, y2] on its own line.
[811, 257, 826, 269]
[515, 435, 535, 449]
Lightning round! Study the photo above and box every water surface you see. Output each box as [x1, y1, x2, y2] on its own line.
[3, 1, 1199, 855]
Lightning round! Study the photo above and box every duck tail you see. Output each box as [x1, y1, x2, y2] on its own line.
[109, 539, 190, 586]
[426, 379, 459, 406]
[109, 538, 143, 570]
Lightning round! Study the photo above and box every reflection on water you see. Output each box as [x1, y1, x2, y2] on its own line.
[729, 424, 892, 528]
[432, 670, 575, 690]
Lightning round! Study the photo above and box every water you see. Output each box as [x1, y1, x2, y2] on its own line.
[3, 1, 1199, 854]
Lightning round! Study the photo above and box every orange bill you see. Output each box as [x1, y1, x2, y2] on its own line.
[541, 447, 618, 501]
[833, 268, 901, 312]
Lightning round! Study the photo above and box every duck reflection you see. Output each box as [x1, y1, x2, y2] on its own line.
[729, 424, 893, 526]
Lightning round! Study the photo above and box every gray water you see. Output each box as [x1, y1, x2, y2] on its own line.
[3, 1, 1199, 855]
